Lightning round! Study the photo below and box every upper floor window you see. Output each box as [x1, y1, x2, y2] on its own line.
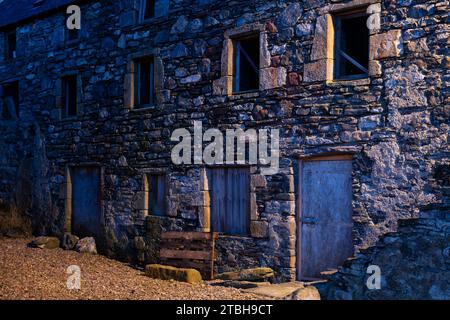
[333, 11, 369, 80]
[5, 29, 16, 60]
[62, 75, 78, 118]
[1, 81, 19, 119]
[232, 34, 260, 93]
[134, 57, 155, 108]
[140, 0, 156, 21]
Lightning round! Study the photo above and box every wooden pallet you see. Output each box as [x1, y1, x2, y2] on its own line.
[160, 231, 218, 280]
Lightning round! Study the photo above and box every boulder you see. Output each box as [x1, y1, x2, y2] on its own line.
[216, 267, 275, 282]
[222, 280, 271, 289]
[29, 236, 60, 249]
[75, 237, 97, 254]
[61, 233, 79, 250]
[286, 286, 321, 300]
[145, 264, 202, 284]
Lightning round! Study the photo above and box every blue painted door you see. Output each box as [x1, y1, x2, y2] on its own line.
[298, 159, 354, 279]
[72, 167, 101, 239]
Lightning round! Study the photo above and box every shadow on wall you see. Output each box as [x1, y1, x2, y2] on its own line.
[0, 200, 32, 237]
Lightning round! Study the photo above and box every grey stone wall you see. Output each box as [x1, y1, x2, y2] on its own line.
[317, 160, 449, 299]
[0, 0, 448, 281]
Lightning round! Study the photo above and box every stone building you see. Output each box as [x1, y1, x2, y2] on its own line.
[0, 0, 448, 287]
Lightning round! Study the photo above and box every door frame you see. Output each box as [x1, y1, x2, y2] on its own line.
[64, 164, 105, 234]
[296, 154, 353, 281]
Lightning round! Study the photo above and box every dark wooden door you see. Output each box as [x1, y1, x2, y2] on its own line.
[298, 159, 353, 279]
[72, 167, 101, 239]
[207, 167, 249, 235]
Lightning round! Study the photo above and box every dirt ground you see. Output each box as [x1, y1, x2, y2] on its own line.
[0, 237, 261, 300]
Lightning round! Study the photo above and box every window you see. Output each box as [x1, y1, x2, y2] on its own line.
[207, 167, 250, 235]
[334, 11, 369, 79]
[134, 57, 155, 108]
[141, 0, 156, 21]
[65, 28, 79, 42]
[5, 29, 16, 59]
[147, 174, 166, 216]
[62, 75, 77, 117]
[232, 34, 260, 93]
[1, 82, 19, 119]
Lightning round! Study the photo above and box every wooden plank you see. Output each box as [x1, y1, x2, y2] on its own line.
[160, 249, 213, 261]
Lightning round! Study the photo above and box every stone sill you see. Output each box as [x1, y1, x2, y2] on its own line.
[327, 77, 370, 87]
[217, 234, 254, 240]
[228, 91, 260, 100]
[130, 105, 159, 112]
[131, 16, 170, 30]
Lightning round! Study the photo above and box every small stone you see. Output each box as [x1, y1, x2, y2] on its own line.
[286, 286, 321, 300]
[171, 16, 189, 34]
[30, 236, 60, 249]
[61, 233, 79, 250]
[75, 237, 97, 254]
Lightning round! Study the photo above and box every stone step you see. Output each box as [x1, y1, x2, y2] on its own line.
[242, 281, 321, 300]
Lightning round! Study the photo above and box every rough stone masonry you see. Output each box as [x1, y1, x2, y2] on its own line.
[0, 0, 448, 297]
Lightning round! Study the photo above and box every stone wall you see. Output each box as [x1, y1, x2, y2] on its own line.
[0, 0, 448, 281]
[317, 160, 449, 299]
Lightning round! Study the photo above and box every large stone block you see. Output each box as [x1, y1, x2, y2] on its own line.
[260, 67, 287, 90]
[303, 59, 333, 82]
[250, 220, 269, 238]
[369, 30, 403, 60]
[310, 14, 333, 61]
[216, 267, 275, 282]
[145, 264, 202, 284]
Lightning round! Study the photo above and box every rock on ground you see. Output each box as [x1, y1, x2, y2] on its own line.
[75, 237, 97, 254]
[145, 264, 202, 284]
[0, 238, 262, 300]
[61, 233, 79, 250]
[29, 236, 60, 249]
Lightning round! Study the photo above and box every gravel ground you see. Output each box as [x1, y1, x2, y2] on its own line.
[0, 238, 262, 300]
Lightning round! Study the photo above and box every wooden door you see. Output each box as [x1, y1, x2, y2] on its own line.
[207, 167, 249, 235]
[297, 158, 354, 279]
[71, 166, 102, 239]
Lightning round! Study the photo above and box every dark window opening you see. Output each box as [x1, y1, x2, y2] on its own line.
[66, 28, 79, 42]
[142, 0, 156, 20]
[147, 174, 166, 216]
[334, 13, 369, 79]
[1, 82, 19, 119]
[232, 34, 260, 93]
[62, 75, 77, 117]
[5, 30, 16, 59]
[134, 57, 155, 108]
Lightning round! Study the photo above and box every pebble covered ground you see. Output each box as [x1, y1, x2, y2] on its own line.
[0, 238, 262, 300]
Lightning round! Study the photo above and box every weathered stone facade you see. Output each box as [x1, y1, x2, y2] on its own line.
[0, 0, 448, 284]
[317, 163, 449, 299]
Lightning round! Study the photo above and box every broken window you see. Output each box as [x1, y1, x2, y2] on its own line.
[334, 11, 369, 79]
[134, 57, 155, 108]
[141, 0, 156, 21]
[5, 29, 16, 59]
[232, 34, 260, 93]
[147, 174, 166, 216]
[1, 82, 19, 119]
[207, 167, 250, 235]
[62, 75, 78, 117]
